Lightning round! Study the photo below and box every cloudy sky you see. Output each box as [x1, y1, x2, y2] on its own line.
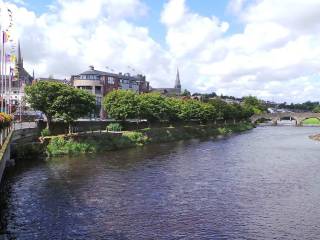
[2, 0, 320, 102]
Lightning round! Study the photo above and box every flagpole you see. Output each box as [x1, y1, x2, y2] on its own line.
[4, 51, 7, 114]
[1, 32, 4, 113]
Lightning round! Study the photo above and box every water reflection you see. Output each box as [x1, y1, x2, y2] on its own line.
[1, 127, 320, 239]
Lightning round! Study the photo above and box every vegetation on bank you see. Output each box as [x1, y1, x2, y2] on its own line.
[302, 118, 320, 125]
[0, 113, 13, 129]
[46, 123, 254, 156]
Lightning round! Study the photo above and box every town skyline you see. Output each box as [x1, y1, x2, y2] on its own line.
[3, 0, 320, 103]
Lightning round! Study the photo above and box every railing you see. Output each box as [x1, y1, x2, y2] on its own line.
[13, 121, 37, 130]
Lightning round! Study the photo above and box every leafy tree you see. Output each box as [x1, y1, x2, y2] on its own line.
[313, 105, 320, 113]
[181, 89, 191, 97]
[208, 98, 228, 120]
[25, 81, 67, 130]
[165, 97, 183, 122]
[179, 99, 202, 121]
[199, 103, 217, 123]
[52, 87, 96, 134]
[103, 90, 138, 120]
[137, 93, 168, 122]
[243, 96, 266, 114]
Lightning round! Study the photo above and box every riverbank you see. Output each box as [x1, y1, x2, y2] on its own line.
[44, 123, 254, 156]
[309, 134, 320, 141]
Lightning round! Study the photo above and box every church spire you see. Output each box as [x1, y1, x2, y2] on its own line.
[175, 68, 181, 90]
[17, 40, 22, 67]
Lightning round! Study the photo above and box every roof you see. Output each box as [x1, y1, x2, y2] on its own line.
[80, 69, 108, 76]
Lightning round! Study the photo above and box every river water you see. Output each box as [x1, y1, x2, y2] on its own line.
[1, 126, 320, 239]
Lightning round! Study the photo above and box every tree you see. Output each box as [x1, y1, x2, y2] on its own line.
[208, 98, 228, 120]
[103, 90, 139, 120]
[52, 87, 96, 134]
[181, 89, 191, 97]
[137, 93, 168, 122]
[165, 97, 183, 122]
[243, 96, 266, 114]
[313, 105, 320, 113]
[25, 81, 67, 130]
[179, 99, 202, 121]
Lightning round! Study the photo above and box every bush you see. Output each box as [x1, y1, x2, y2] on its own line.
[0, 112, 13, 128]
[107, 123, 122, 132]
[47, 137, 96, 156]
[41, 128, 51, 137]
[122, 131, 148, 145]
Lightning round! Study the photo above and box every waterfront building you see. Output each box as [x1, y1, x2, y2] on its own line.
[71, 66, 150, 118]
[2, 42, 33, 110]
[150, 69, 182, 96]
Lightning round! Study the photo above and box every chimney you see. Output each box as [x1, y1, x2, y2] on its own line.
[89, 65, 94, 70]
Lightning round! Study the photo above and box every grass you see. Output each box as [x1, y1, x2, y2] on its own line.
[303, 118, 320, 125]
[46, 123, 254, 156]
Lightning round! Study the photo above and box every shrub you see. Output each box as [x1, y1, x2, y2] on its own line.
[107, 123, 122, 132]
[122, 131, 148, 145]
[0, 112, 13, 128]
[41, 128, 51, 137]
[47, 137, 96, 156]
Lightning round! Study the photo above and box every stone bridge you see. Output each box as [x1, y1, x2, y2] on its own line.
[250, 112, 320, 126]
[0, 122, 39, 184]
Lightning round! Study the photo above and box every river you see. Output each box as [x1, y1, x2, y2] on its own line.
[1, 126, 320, 239]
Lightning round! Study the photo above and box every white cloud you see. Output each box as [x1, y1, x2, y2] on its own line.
[159, 0, 320, 102]
[4, 0, 320, 102]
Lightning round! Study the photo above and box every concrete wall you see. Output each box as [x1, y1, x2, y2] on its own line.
[0, 131, 13, 184]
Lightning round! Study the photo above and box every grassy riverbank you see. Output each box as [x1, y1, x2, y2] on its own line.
[45, 123, 254, 156]
[303, 118, 320, 125]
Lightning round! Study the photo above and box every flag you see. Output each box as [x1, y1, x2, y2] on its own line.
[2, 31, 9, 43]
[5, 54, 11, 62]
[10, 55, 16, 63]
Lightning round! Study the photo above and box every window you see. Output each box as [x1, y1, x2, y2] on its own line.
[107, 77, 114, 84]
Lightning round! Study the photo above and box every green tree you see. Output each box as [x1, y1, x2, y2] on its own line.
[199, 103, 217, 123]
[137, 93, 168, 122]
[103, 90, 138, 120]
[25, 81, 67, 130]
[208, 98, 228, 120]
[181, 89, 191, 97]
[313, 105, 320, 113]
[52, 87, 96, 134]
[165, 97, 183, 122]
[243, 96, 266, 114]
[179, 99, 202, 121]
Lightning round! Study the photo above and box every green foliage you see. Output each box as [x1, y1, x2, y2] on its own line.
[41, 128, 51, 137]
[103, 90, 138, 120]
[302, 118, 320, 125]
[243, 96, 267, 114]
[122, 131, 149, 146]
[52, 87, 96, 131]
[279, 101, 320, 112]
[313, 105, 320, 113]
[25, 81, 95, 131]
[137, 93, 168, 122]
[103, 90, 258, 123]
[47, 137, 95, 156]
[45, 123, 254, 156]
[107, 123, 123, 131]
[181, 89, 191, 97]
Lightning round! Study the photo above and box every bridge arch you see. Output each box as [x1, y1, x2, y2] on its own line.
[299, 117, 320, 125]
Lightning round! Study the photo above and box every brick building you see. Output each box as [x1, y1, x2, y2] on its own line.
[71, 66, 150, 118]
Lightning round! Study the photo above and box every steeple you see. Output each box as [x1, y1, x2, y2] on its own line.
[175, 68, 181, 90]
[17, 40, 23, 67]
